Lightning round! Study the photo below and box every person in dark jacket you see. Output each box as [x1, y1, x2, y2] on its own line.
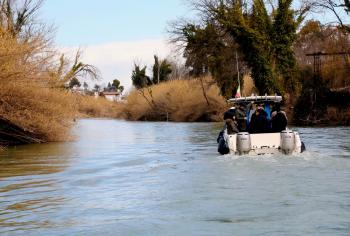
[223, 107, 239, 134]
[271, 110, 288, 132]
[249, 103, 269, 133]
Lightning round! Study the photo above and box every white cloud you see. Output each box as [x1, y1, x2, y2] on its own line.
[61, 38, 174, 91]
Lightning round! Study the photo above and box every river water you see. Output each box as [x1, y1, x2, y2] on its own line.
[0, 119, 350, 236]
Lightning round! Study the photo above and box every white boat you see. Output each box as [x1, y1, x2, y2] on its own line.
[218, 95, 305, 155]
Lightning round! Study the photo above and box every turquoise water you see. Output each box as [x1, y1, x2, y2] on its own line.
[0, 119, 350, 235]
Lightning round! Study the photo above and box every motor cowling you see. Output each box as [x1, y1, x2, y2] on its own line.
[236, 132, 251, 154]
[280, 130, 295, 154]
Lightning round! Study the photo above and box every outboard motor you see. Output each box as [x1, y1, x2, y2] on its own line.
[280, 130, 295, 154]
[236, 132, 251, 154]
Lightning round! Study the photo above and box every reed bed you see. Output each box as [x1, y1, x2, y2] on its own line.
[124, 77, 227, 122]
[76, 95, 124, 118]
[0, 81, 76, 144]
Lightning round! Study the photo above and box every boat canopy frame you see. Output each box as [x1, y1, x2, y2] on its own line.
[228, 95, 283, 104]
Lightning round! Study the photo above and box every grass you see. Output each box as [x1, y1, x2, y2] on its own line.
[124, 76, 227, 122]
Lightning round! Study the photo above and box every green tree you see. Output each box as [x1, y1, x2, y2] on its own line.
[152, 55, 172, 84]
[131, 64, 152, 89]
[173, 0, 309, 95]
[170, 21, 246, 97]
[68, 77, 80, 88]
[112, 79, 120, 89]
[112, 79, 124, 93]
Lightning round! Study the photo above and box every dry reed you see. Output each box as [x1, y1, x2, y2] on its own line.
[76, 95, 124, 118]
[0, 30, 97, 145]
[124, 76, 227, 122]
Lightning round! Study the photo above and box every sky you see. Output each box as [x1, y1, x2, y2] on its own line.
[40, 0, 191, 90]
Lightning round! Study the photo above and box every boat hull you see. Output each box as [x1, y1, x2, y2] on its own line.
[226, 131, 304, 155]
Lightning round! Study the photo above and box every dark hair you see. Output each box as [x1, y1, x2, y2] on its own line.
[223, 109, 235, 120]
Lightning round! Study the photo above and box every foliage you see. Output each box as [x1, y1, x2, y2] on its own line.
[131, 63, 152, 89]
[170, 21, 246, 97]
[58, 50, 101, 87]
[293, 20, 350, 124]
[171, 0, 309, 95]
[112, 79, 120, 88]
[112, 79, 124, 92]
[294, 20, 350, 89]
[0, 0, 120, 145]
[152, 55, 172, 84]
[68, 77, 81, 88]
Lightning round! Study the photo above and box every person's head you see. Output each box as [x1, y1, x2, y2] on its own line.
[257, 103, 264, 111]
[239, 103, 245, 110]
[273, 102, 281, 112]
[224, 107, 235, 120]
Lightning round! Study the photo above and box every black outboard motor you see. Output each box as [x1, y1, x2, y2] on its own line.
[217, 107, 236, 155]
[218, 137, 230, 155]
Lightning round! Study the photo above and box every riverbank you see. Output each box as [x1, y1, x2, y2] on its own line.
[0, 81, 123, 147]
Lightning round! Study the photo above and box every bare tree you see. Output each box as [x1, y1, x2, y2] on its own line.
[312, 0, 350, 32]
[0, 0, 47, 39]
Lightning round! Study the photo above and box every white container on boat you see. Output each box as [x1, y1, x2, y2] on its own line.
[280, 130, 295, 154]
[236, 132, 251, 154]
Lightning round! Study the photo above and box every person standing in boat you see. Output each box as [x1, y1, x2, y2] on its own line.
[249, 103, 269, 133]
[270, 103, 288, 132]
[217, 107, 239, 155]
[223, 107, 239, 134]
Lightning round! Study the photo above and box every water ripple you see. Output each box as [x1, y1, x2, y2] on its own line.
[0, 120, 349, 235]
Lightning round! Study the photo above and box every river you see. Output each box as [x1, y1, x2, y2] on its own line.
[0, 119, 350, 236]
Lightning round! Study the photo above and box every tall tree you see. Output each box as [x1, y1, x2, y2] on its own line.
[172, 0, 310, 95]
[170, 21, 246, 97]
[152, 55, 172, 84]
[131, 64, 152, 89]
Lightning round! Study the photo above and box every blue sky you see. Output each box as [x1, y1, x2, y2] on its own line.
[41, 0, 190, 46]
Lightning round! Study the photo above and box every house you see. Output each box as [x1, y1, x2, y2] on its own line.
[100, 91, 121, 102]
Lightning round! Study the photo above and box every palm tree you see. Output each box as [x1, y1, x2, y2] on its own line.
[59, 50, 101, 87]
